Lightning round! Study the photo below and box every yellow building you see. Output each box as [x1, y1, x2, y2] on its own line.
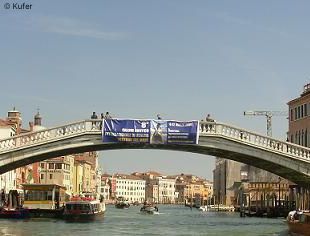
[39, 155, 75, 196]
[175, 174, 213, 205]
[73, 160, 92, 194]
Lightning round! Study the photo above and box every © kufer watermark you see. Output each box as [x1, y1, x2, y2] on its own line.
[3, 2, 32, 10]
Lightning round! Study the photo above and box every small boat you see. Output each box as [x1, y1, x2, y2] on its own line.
[63, 193, 106, 222]
[140, 204, 159, 214]
[0, 207, 30, 219]
[287, 210, 310, 236]
[198, 206, 208, 212]
[115, 201, 130, 209]
[115, 197, 130, 209]
[0, 190, 30, 219]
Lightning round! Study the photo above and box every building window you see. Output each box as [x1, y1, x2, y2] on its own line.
[49, 174, 53, 179]
[298, 106, 301, 119]
[40, 163, 45, 169]
[295, 107, 297, 120]
[48, 163, 54, 169]
[304, 104, 307, 116]
[41, 174, 44, 180]
[301, 105, 304, 118]
[55, 163, 62, 169]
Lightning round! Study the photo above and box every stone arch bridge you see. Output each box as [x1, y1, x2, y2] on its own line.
[0, 120, 310, 186]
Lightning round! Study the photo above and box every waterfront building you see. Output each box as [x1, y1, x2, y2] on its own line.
[4, 108, 33, 189]
[109, 175, 117, 200]
[100, 174, 110, 202]
[287, 83, 310, 146]
[145, 180, 159, 203]
[287, 83, 310, 209]
[74, 152, 101, 193]
[134, 171, 176, 204]
[242, 181, 291, 210]
[95, 168, 102, 196]
[156, 176, 176, 204]
[114, 174, 145, 203]
[73, 159, 92, 194]
[0, 118, 16, 193]
[39, 155, 75, 196]
[213, 158, 242, 205]
[175, 174, 213, 205]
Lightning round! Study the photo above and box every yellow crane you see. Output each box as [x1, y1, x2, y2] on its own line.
[243, 110, 288, 137]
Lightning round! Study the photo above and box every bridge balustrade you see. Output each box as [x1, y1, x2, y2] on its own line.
[200, 121, 310, 161]
[0, 120, 309, 163]
[0, 120, 101, 152]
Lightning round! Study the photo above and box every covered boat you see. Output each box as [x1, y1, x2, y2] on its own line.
[63, 193, 106, 222]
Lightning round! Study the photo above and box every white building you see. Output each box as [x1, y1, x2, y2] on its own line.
[101, 174, 110, 201]
[0, 119, 17, 193]
[133, 171, 176, 204]
[114, 174, 146, 203]
[157, 176, 176, 204]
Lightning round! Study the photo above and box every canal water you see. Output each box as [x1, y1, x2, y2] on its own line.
[0, 205, 290, 236]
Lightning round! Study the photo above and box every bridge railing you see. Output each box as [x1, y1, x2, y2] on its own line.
[200, 121, 310, 162]
[1, 119, 310, 163]
[0, 120, 102, 152]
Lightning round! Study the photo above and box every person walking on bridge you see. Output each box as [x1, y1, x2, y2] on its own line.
[91, 112, 98, 129]
[91, 111, 98, 120]
[205, 114, 215, 131]
[104, 112, 112, 119]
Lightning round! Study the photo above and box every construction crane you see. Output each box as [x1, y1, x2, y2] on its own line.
[243, 110, 288, 137]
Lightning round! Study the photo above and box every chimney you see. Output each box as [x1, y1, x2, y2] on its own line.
[29, 122, 34, 132]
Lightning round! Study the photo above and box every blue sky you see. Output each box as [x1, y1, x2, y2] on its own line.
[0, 0, 309, 180]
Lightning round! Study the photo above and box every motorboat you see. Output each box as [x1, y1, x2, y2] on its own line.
[140, 204, 159, 214]
[198, 206, 208, 212]
[63, 193, 106, 222]
[115, 197, 130, 209]
[115, 201, 130, 209]
[287, 210, 310, 236]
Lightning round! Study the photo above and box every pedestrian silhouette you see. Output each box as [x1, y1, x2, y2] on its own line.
[91, 112, 98, 129]
[104, 112, 111, 119]
[91, 112, 98, 119]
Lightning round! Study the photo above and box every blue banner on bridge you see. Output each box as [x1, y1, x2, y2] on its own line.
[102, 119, 199, 144]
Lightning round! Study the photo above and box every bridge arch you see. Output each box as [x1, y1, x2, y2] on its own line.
[0, 120, 310, 186]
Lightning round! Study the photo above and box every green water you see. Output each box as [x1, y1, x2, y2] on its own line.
[0, 205, 290, 236]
